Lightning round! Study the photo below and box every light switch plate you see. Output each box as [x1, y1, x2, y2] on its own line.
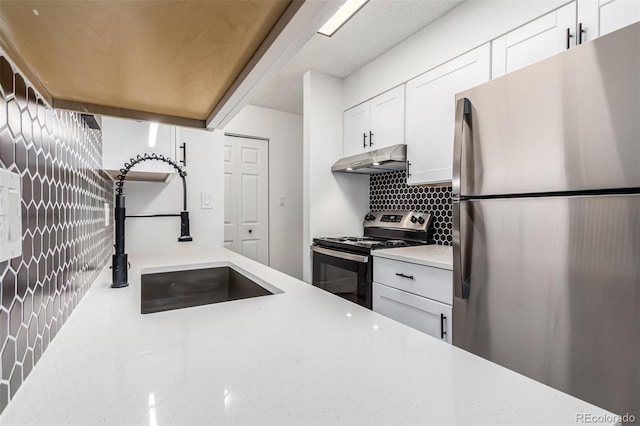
[0, 168, 21, 261]
[200, 191, 213, 209]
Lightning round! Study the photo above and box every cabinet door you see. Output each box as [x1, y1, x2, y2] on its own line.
[406, 44, 490, 185]
[369, 85, 405, 151]
[373, 283, 452, 343]
[491, 2, 577, 78]
[102, 116, 176, 173]
[578, 0, 640, 43]
[343, 103, 370, 157]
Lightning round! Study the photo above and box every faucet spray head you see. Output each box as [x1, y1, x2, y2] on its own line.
[179, 211, 193, 242]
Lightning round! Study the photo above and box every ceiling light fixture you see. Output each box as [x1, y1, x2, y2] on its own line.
[318, 0, 369, 37]
[148, 122, 158, 148]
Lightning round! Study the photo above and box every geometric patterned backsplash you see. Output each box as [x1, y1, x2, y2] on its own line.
[370, 170, 452, 245]
[0, 54, 114, 413]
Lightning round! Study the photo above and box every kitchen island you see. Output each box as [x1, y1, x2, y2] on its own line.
[0, 247, 616, 425]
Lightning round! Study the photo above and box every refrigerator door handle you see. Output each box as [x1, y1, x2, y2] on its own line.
[453, 200, 470, 299]
[453, 97, 472, 299]
[452, 97, 471, 198]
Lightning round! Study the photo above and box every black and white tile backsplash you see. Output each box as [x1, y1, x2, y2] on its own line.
[370, 171, 452, 245]
[0, 54, 114, 413]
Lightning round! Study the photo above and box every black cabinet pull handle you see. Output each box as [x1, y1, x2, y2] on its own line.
[395, 272, 414, 280]
[179, 142, 187, 166]
[578, 22, 585, 45]
[363, 133, 367, 149]
[440, 314, 447, 339]
[407, 161, 411, 178]
[565, 28, 573, 49]
[369, 131, 374, 147]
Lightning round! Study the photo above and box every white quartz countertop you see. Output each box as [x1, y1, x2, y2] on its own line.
[373, 245, 453, 270]
[0, 247, 615, 425]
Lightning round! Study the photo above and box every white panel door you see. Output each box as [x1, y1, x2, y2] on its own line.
[223, 143, 238, 252]
[406, 43, 491, 185]
[369, 85, 405, 151]
[578, 0, 640, 43]
[223, 135, 269, 264]
[343, 103, 370, 157]
[491, 2, 577, 78]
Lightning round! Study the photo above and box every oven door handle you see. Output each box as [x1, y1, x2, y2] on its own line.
[311, 246, 369, 263]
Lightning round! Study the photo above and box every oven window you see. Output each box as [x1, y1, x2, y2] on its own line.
[312, 251, 371, 309]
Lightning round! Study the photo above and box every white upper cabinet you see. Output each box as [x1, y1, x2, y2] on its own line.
[492, 2, 577, 78]
[578, 0, 640, 42]
[343, 85, 405, 157]
[343, 103, 371, 157]
[405, 44, 490, 185]
[368, 86, 405, 151]
[102, 116, 179, 177]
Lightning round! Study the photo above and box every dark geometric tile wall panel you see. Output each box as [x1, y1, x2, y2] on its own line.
[370, 170, 452, 245]
[0, 54, 114, 413]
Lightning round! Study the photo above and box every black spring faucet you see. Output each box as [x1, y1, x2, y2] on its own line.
[111, 153, 192, 288]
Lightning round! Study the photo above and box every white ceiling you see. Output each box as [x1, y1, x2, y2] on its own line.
[250, 0, 465, 115]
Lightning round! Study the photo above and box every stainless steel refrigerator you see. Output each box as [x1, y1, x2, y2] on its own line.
[452, 22, 639, 416]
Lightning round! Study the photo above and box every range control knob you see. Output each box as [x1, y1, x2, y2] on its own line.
[365, 214, 375, 221]
[417, 216, 425, 225]
[410, 216, 418, 224]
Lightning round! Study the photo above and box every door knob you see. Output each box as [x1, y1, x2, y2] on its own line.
[248, 229, 252, 234]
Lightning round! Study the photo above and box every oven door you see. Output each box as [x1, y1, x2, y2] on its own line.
[311, 246, 372, 309]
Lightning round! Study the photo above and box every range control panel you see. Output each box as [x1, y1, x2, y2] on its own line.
[363, 210, 432, 231]
[380, 214, 403, 223]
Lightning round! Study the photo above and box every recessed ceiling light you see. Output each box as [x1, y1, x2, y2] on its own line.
[318, 0, 369, 37]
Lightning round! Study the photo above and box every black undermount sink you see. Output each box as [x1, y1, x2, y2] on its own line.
[141, 267, 274, 314]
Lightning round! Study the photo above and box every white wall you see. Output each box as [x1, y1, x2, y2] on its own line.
[224, 105, 303, 279]
[123, 127, 224, 252]
[303, 70, 370, 283]
[343, 0, 569, 109]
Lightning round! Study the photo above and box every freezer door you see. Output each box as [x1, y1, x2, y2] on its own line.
[454, 22, 640, 197]
[453, 194, 640, 416]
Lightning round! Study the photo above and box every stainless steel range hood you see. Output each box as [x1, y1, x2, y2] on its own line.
[331, 144, 407, 174]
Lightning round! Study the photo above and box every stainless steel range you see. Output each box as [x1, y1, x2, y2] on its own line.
[311, 211, 432, 309]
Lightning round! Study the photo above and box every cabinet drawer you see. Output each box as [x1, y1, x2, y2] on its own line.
[373, 283, 451, 343]
[373, 257, 452, 304]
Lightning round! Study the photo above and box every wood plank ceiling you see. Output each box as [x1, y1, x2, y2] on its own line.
[0, 0, 291, 126]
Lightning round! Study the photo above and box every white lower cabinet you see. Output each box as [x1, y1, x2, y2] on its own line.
[373, 283, 452, 343]
[373, 257, 453, 343]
